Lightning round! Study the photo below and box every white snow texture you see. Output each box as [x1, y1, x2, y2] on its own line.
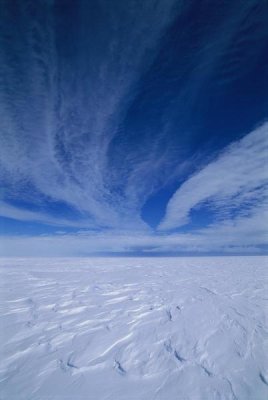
[0, 257, 267, 400]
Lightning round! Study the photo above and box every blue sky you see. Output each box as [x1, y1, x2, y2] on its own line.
[0, 0, 268, 256]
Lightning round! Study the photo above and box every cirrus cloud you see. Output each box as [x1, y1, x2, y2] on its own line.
[159, 122, 268, 231]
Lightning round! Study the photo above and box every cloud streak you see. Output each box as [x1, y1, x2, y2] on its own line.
[0, 0, 267, 255]
[159, 123, 268, 230]
[0, 0, 178, 229]
[1, 210, 267, 257]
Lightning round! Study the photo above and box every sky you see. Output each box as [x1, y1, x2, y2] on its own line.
[0, 0, 268, 256]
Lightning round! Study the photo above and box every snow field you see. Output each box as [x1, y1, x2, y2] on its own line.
[0, 257, 267, 399]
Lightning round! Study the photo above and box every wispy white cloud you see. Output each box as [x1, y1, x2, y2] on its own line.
[0, 0, 178, 229]
[1, 199, 267, 257]
[159, 122, 268, 230]
[0, 229, 264, 258]
[0, 0, 267, 255]
[0, 201, 94, 228]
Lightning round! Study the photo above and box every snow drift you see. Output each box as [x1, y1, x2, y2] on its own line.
[0, 257, 267, 399]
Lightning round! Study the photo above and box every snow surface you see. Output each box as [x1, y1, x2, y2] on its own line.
[0, 256, 268, 400]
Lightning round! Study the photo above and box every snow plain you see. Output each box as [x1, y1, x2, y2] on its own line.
[0, 256, 267, 400]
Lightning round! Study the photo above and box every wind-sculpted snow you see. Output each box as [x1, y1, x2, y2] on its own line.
[0, 257, 267, 399]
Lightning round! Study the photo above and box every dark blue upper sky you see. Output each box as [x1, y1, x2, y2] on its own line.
[0, 0, 267, 255]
